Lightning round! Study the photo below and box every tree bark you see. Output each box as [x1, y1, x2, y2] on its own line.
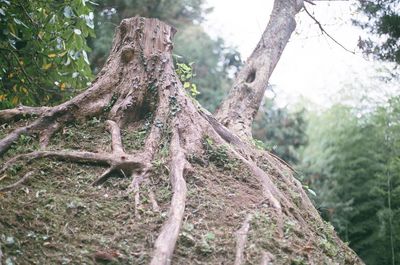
[0, 14, 363, 265]
[215, 0, 303, 139]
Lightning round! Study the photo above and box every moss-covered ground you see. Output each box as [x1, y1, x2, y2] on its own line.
[0, 119, 360, 264]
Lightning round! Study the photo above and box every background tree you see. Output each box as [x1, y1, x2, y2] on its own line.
[253, 98, 308, 164]
[299, 98, 400, 265]
[354, 0, 400, 64]
[0, 0, 94, 108]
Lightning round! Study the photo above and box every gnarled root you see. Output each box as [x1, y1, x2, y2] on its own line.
[0, 105, 51, 123]
[0, 120, 150, 191]
[150, 131, 187, 265]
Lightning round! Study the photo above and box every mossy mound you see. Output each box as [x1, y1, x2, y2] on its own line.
[0, 119, 360, 264]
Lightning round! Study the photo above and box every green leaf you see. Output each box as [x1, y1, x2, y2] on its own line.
[82, 50, 89, 64]
[13, 18, 28, 28]
[64, 6, 74, 18]
[85, 12, 94, 29]
[307, 188, 317, 197]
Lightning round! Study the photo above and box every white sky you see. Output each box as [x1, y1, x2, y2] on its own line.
[204, 0, 398, 108]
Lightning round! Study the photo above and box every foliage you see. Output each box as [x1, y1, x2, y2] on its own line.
[203, 136, 237, 171]
[353, 0, 400, 64]
[0, 0, 95, 108]
[253, 98, 308, 164]
[299, 99, 400, 265]
[175, 61, 199, 97]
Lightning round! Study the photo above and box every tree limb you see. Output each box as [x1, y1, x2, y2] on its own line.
[215, 0, 304, 139]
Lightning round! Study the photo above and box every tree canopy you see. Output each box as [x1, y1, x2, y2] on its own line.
[354, 0, 400, 64]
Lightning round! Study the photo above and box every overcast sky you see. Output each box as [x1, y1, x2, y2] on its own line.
[204, 0, 397, 108]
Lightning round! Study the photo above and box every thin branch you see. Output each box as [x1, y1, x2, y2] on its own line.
[303, 6, 355, 54]
[304, 0, 316, 5]
[17, 0, 36, 26]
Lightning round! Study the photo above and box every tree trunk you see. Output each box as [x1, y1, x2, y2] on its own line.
[0, 16, 363, 265]
[215, 0, 303, 139]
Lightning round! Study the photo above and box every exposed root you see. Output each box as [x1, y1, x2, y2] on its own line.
[39, 121, 61, 148]
[0, 150, 111, 175]
[0, 105, 51, 123]
[0, 238, 3, 263]
[235, 214, 252, 265]
[91, 167, 116, 186]
[0, 126, 30, 156]
[133, 181, 141, 218]
[106, 120, 124, 154]
[148, 189, 160, 212]
[0, 171, 34, 192]
[0, 150, 147, 190]
[143, 83, 170, 159]
[150, 131, 187, 265]
[202, 108, 322, 236]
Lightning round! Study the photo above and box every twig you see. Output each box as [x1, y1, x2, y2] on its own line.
[303, 6, 355, 54]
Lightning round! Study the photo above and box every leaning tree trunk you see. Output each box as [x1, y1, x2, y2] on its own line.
[0, 17, 362, 265]
[215, 0, 303, 140]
